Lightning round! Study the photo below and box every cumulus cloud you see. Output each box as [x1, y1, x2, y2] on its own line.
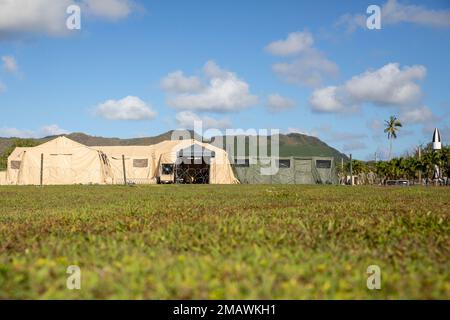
[0, 124, 69, 138]
[309, 63, 426, 113]
[0, 0, 135, 39]
[175, 111, 231, 129]
[40, 124, 70, 136]
[272, 50, 339, 88]
[160, 71, 203, 93]
[267, 94, 296, 112]
[337, 0, 450, 32]
[309, 86, 347, 113]
[1, 55, 18, 73]
[265, 31, 314, 56]
[163, 61, 258, 113]
[266, 31, 338, 87]
[94, 96, 157, 120]
[400, 106, 435, 124]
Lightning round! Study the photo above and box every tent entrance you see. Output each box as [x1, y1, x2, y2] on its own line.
[175, 158, 210, 184]
[174, 144, 215, 184]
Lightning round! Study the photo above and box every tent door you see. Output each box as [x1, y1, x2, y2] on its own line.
[175, 157, 210, 184]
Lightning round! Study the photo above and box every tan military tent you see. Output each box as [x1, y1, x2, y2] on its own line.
[95, 139, 238, 184]
[0, 136, 238, 185]
[149, 139, 238, 184]
[5, 137, 113, 185]
[93, 145, 156, 184]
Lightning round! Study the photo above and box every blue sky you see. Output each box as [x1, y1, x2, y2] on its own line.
[0, 0, 449, 160]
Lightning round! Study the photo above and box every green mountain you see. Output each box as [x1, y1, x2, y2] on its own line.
[0, 131, 347, 170]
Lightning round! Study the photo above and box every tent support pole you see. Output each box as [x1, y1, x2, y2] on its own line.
[40, 153, 43, 186]
[122, 155, 127, 185]
[350, 154, 353, 186]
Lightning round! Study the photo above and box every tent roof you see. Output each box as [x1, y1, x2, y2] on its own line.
[34, 136, 89, 151]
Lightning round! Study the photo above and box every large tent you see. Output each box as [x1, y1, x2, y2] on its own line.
[4, 137, 113, 185]
[232, 156, 338, 184]
[95, 139, 238, 184]
[0, 136, 238, 185]
[149, 139, 239, 184]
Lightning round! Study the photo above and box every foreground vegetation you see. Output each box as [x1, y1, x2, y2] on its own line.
[0, 185, 448, 299]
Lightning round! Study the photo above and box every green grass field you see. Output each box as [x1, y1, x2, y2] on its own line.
[0, 185, 448, 299]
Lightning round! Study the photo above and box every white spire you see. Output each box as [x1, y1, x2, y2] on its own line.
[432, 128, 442, 150]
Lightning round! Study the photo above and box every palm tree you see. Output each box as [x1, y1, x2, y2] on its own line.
[384, 116, 402, 159]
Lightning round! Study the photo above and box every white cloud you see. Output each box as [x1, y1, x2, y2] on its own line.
[82, 0, 134, 20]
[94, 96, 157, 120]
[0, 124, 69, 138]
[337, 0, 450, 31]
[160, 71, 203, 93]
[344, 63, 426, 106]
[1, 55, 18, 73]
[265, 31, 314, 56]
[267, 94, 296, 112]
[175, 111, 231, 129]
[0, 0, 135, 39]
[164, 60, 258, 113]
[286, 127, 312, 136]
[272, 50, 339, 87]
[40, 124, 70, 136]
[0, 81, 5, 93]
[309, 86, 347, 113]
[400, 106, 435, 124]
[266, 32, 338, 87]
[309, 63, 426, 113]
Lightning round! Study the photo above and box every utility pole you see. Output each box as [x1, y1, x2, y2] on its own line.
[122, 154, 127, 185]
[418, 146, 422, 185]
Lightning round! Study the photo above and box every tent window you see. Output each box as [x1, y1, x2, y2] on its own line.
[133, 159, 148, 168]
[276, 159, 291, 168]
[10, 160, 21, 169]
[162, 164, 174, 175]
[316, 160, 331, 169]
[234, 159, 250, 167]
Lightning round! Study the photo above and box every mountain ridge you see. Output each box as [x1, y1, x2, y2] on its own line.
[0, 130, 348, 162]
